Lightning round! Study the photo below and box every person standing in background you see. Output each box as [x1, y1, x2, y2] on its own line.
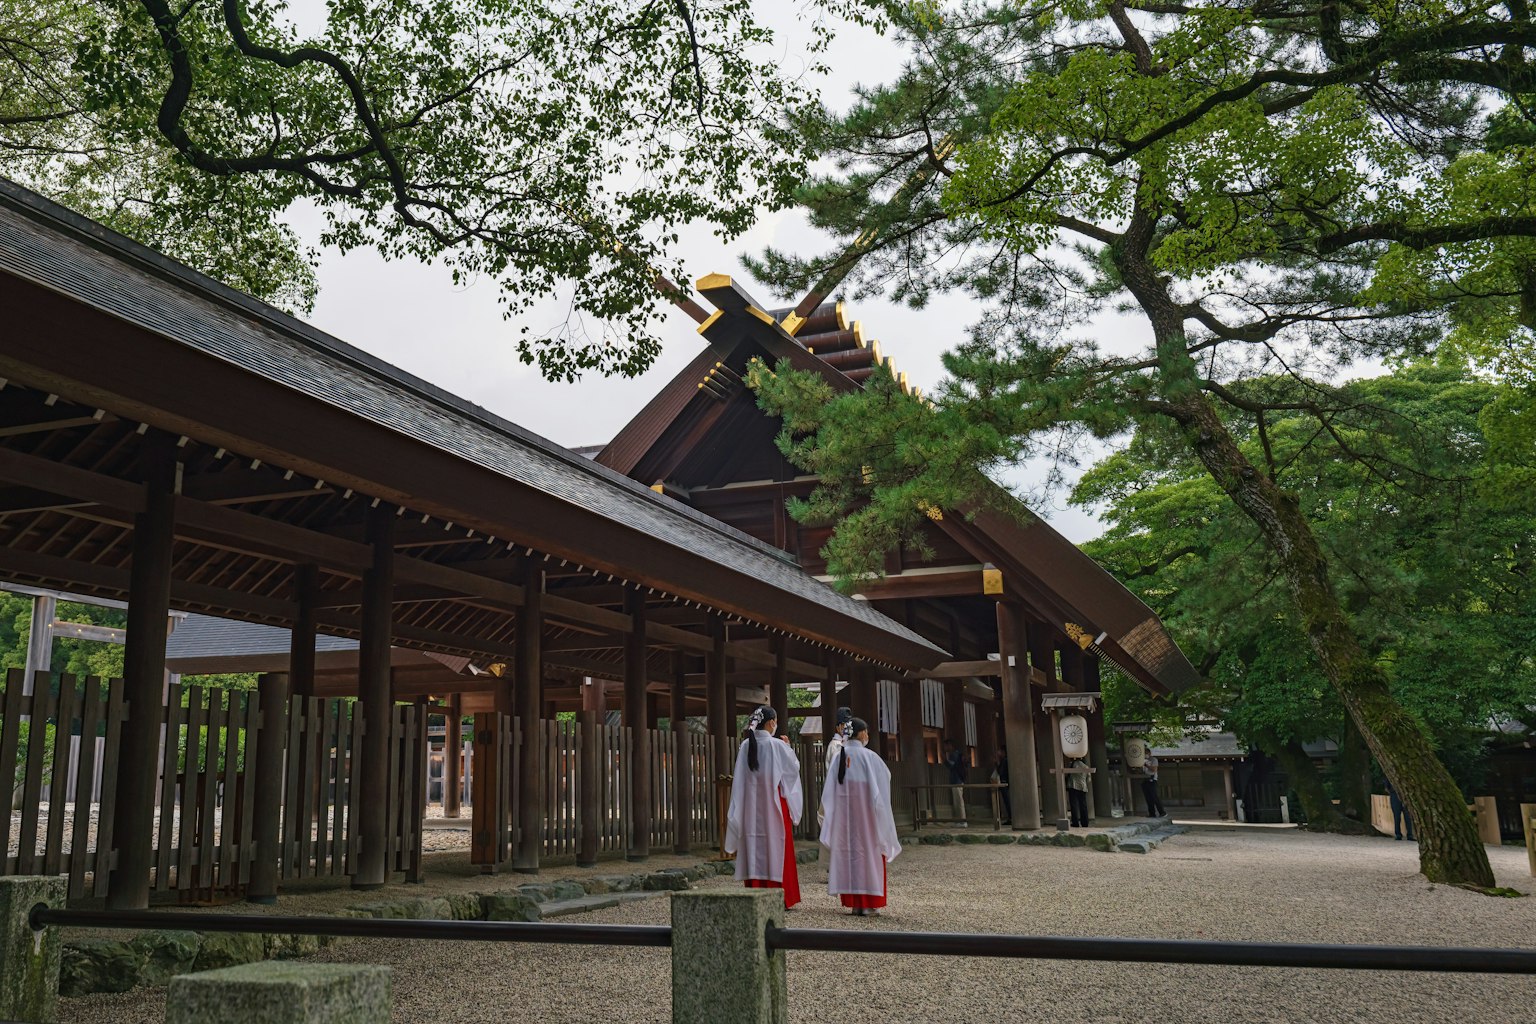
[944, 738, 969, 827]
[1142, 752, 1166, 818]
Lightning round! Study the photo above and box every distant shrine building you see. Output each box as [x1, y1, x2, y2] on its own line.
[0, 179, 1195, 907]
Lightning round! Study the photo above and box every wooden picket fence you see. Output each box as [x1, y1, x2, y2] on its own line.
[1, 671, 426, 900]
[791, 737, 829, 841]
[466, 717, 719, 864]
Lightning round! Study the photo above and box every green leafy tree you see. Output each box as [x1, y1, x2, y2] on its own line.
[745, 1, 1536, 887]
[1075, 363, 1535, 829]
[0, 0, 884, 378]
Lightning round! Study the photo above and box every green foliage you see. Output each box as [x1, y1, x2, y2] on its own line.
[0, 1, 884, 378]
[1076, 362, 1536, 791]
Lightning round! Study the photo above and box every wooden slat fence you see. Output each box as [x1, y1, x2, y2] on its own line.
[1, 671, 428, 902]
[791, 738, 828, 841]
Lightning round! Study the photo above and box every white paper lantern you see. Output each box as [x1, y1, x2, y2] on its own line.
[1060, 714, 1089, 759]
[1124, 737, 1147, 769]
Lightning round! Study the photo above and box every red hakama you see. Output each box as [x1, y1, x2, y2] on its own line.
[743, 796, 801, 908]
[839, 858, 887, 910]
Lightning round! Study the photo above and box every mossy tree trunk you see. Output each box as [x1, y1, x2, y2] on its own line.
[1116, 213, 1495, 887]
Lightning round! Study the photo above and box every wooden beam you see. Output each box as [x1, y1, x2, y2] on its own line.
[998, 602, 1041, 830]
[770, 637, 789, 722]
[182, 468, 333, 506]
[852, 567, 989, 601]
[106, 431, 176, 910]
[0, 443, 143, 512]
[671, 653, 691, 855]
[290, 565, 318, 698]
[707, 616, 731, 780]
[443, 694, 463, 818]
[625, 588, 651, 861]
[354, 502, 395, 890]
[924, 659, 1004, 679]
[514, 563, 543, 873]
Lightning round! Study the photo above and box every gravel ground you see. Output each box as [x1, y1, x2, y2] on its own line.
[60, 826, 1536, 1024]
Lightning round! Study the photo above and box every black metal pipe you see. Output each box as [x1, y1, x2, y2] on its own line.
[765, 927, 1536, 975]
[30, 907, 671, 948]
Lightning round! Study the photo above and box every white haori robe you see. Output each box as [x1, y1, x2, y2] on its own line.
[816, 732, 846, 826]
[819, 738, 902, 896]
[725, 731, 804, 883]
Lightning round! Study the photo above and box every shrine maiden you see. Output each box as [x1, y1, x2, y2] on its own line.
[819, 718, 901, 916]
[817, 706, 854, 827]
[725, 706, 804, 908]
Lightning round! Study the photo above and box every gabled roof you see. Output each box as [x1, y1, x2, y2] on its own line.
[0, 179, 946, 672]
[599, 275, 1200, 694]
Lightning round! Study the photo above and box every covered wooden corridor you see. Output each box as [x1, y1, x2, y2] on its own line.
[0, 180, 947, 908]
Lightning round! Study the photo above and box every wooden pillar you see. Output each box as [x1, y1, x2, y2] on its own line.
[1059, 642, 1092, 819]
[997, 602, 1041, 830]
[106, 433, 176, 910]
[897, 674, 927, 826]
[578, 708, 600, 867]
[672, 654, 692, 855]
[443, 693, 463, 818]
[1026, 618, 1068, 829]
[22, 593, 54, 696]
[247, 671, 291, 903]
[625, 588, 651, 861]
[770, 638, 789, 722]
[707, 616, 731, 778]
[1222, 764, 1236, 821]
[514, 564, 544, 873]
[850, 664, 877, 736]
[819, 666, 839, 739]
[353, 502, 395, 890]
[582, 676, 607, 713]
[289, 565, 318, 698]
[471, 712, 503, 871]
[1084, 657, 1112, 820]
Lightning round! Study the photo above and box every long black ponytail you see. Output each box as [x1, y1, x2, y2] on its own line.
[744, 705, 776, 772]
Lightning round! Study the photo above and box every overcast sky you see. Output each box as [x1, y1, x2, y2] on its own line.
[278, 4, 1121, 541]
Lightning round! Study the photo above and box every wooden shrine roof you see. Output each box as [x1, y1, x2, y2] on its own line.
[596, 275, 1201, 695]
[0, 179, 946, 678]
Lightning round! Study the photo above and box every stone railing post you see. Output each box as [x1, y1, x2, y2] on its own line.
[671, 890, 786, 1024]
[0, 876, 67, 1023]
[165, 962, 391, 1024]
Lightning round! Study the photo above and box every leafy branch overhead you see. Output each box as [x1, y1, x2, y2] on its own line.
[0, 0, 880, 380]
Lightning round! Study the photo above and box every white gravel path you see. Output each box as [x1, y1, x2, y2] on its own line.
[59, 826, 1536, 1023]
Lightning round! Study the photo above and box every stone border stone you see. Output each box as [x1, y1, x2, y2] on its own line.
[165, 961, 391, 1024]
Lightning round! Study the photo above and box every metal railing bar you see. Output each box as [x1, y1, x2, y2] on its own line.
[31, 907, 1536, 975]
[765, 926, 1536, 975]
[30, 907, 672, 948]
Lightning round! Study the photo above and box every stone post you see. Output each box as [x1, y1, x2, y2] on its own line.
[165, 963, 392, 1024]
[0, 876, 67, 1023]
[672, 890, 786, 1024]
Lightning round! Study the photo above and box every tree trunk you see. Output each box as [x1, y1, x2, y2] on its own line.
[1336, 714, 1372, 824]
[1116, 227, 1494, 888]
[1259, 731, 1371, 834]
[1166, 384, 1490, 884]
